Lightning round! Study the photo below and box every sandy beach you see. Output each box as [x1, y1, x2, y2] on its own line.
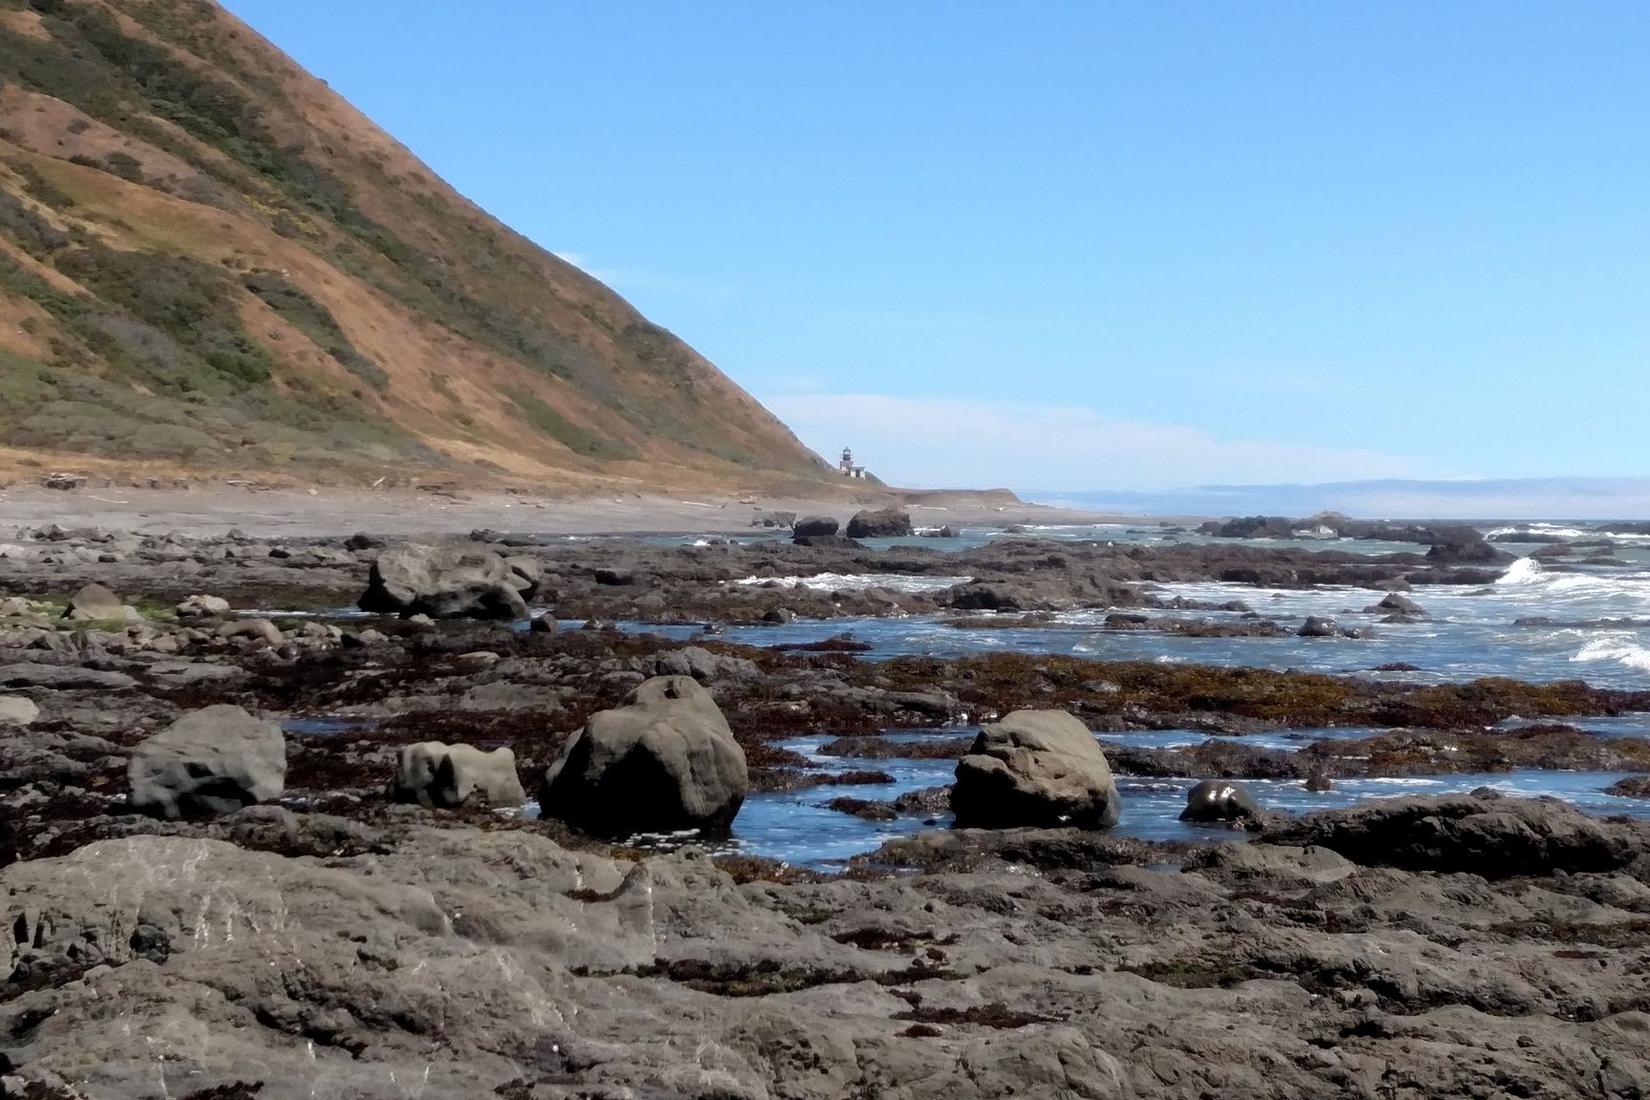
[0, 483, 1173, 538]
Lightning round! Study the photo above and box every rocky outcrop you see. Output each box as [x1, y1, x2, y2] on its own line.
[1179, 779, 1263, 824]
[127, 704, 286, 820]
[1260, 789, 1647, 876]
[389, 742, 526, 808]
[792, 516, 840, 538]
[540, 675, 749, 836]
[358, 543, 530, 620]
[1604, 776, 1650, 799]
[845, 507, 913, 538]
[1425, 525, 1515, 565]
[951, 710, 1121, 829]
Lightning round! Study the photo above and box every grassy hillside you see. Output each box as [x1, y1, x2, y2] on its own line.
[0, 0, 830, 488]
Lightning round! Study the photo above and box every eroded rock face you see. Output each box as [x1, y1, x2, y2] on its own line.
[845, 507, 913, 538]
[127, 704, 286, 820]
[358, 543, 529, 620]
[540, 675, 749, 836]
[389, 741, 526, 809]
[952, 710, 1120, 829]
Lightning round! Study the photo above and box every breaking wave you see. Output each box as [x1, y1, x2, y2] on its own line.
[733, 573, 972, 594]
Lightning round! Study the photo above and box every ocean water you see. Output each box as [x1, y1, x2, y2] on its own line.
[601, 524, 1650, 866]
[721, 730, 1650, 869]
[613, 552, 1650, 690]
[293, 521, 1650, 868]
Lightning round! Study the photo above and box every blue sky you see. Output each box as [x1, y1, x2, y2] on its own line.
[223, 1, 1650, 493]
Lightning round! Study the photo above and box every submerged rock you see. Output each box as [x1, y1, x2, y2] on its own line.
[951, 709, 1120, 829]
[127, 704, 286, 820]
[390, 742, 525, 809]
[540, 675, 749, 836]
[1179, 779, 1263, 824]
[358, 543, 529, 620]
[1297, 615, 1340, 637]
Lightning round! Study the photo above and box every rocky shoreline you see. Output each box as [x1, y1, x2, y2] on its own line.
[3, 520, 1650, 1098]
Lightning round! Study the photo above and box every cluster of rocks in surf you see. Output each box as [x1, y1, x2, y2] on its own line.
[3, 519, 1650, 1097]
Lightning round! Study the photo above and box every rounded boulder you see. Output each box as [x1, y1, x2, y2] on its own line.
[539, 675, 748, 837]
[951, 710, 1120, 829]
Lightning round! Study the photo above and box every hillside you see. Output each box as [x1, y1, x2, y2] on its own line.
[0, 0, 831, 489]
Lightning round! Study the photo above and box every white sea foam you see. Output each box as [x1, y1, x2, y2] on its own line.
[732, 573, 972, 594]
[1571, 636, 1650, 673]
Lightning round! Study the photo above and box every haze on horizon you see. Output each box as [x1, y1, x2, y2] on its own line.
[224, 1, 1650, 502]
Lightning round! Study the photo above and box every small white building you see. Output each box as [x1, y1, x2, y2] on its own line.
[838, 447, 868, 479]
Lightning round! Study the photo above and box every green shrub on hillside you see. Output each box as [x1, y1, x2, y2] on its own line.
[507, 388, 639, 462]
[55, 245, 274, 385]
[241, 270, 388, 390]
[0, 189, 70, 256]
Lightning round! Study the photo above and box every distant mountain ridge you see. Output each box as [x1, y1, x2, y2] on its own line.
[1036, 477, 1650, 522]
[0, 0, 828, 488]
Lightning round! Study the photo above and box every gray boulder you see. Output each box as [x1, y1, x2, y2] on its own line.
[390, 742, 526, 808]
[650, 645, 759, 684]
[845, 507, 913, 538]
[358, 543, 530, 620]
[951, 710, 1121, 829]
[128, 704, 286, 820]
[0, 694, 39, 725]
[1298, 616, 1340, 637]
[1180, 779, 1263, 824]
[216, 618, 284, 647]
[540, 675, 748, 836]
[792, 515, 840, 538]
[62, 582, 133, 622]
[175, 593, 231, 621]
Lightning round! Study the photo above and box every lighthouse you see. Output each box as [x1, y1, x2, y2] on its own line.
[838, 447, 867, 479]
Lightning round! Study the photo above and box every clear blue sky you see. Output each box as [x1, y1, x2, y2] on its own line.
[223, 1, 1650, 491]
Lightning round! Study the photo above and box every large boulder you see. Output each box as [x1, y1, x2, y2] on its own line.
[358, 543, 530, 620]
[792, 515, 840, 538]
[390, 742, 526, 808]
[845, 507, 913, 538]
[62, 582, 134, 623]
[1179, 779, 1263, 824]
[951, 710, 1120, 829]
[540, 675, 748, 836]
[128, 704, 286, 820]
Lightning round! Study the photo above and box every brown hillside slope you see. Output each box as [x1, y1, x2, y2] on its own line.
[0, 0, 831, 489]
